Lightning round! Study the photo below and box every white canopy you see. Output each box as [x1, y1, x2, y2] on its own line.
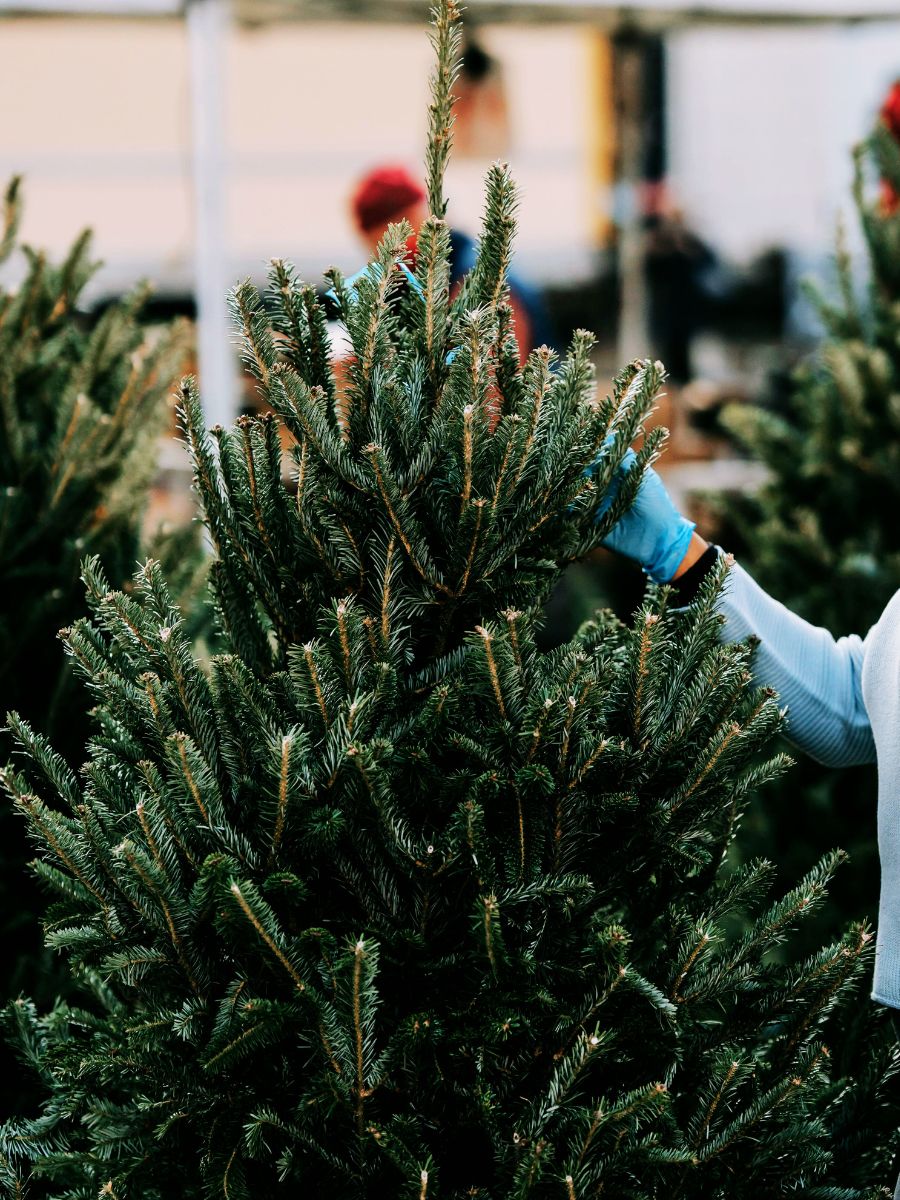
[235, 0, 900, 25]
[4, 0, 899, 426]
[5, 0, 898, 23]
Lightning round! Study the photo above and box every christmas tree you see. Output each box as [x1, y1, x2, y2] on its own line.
[0, 178, 188, 1008]
[2, 7, 897, 1196]
[0, 176, 189, 756]
[718, 98, 900, 944]
[721, 121, 900, 633]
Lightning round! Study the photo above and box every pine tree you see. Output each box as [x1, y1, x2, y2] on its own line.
[0, 176, 189, 756]
[717, 114, 900, 945]
[2, 7, 898, 1197]
[0, 179, 188, 1007]
[721, 126, 900, 634]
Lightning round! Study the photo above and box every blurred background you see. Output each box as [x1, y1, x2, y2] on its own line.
[3, 0, 900, 557]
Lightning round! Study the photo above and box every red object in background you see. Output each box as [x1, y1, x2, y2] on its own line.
[880, 179, 899, 217]
[879, 81, 900, 215]
[351, 165, 425, 234]
[881, 81, 900, 143]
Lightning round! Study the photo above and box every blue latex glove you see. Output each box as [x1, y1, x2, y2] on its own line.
[397, 263, 459, 362]
[336, 261, 460, 364]
[330, 260, 421, 300]
[597, 449, 695, 583]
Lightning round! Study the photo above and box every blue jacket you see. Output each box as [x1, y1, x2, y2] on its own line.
[449, 229, 554, 351]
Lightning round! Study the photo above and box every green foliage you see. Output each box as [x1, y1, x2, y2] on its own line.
[720, 137, 900, 635]
[0, 175, 190, 752]
[145, 520, 215, 651]
[1, 5, 897, 1197]
[0, 178, 189, 1015]
[2, 551, 896, 1198]
[716, 130, 900, 951]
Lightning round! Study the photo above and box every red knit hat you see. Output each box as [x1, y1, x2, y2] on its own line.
[351, 165, 426, 233]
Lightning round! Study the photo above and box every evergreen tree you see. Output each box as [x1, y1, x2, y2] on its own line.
[0, 176, 189, 756]
[717, 110, 900, 944]
[2, 7, 897, 1197]
[721, 125, 900, 634]
[0, 178, 188, 1007]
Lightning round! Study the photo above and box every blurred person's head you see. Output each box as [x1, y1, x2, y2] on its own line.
[351, 165, 427, 254]
[460, 33, 495, 85]
[453, 31, 509, 160]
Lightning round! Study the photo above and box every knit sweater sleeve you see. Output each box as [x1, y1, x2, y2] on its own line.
[718, 559, 876, 768]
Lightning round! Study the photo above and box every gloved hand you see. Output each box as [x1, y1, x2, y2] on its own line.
[341, 261, 461, 363]
[335, 260, 422, 299]
[598, 449, 695, 583]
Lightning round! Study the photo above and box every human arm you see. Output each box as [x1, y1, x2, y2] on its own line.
[715, 557, 875, 768]
[597, 450, 697, 583]
[670, 531, 710, 581]
[599, 460, 875, 768]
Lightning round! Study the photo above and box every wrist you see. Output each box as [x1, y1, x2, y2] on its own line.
[671, 532, 710, 581]
[668, 541, 720, 606]
[646, 519, 697, 584]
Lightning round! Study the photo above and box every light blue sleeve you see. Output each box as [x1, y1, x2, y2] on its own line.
[719, 559, 876, 768]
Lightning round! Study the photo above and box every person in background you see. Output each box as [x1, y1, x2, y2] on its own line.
[599, 453, 900, 1196]
[643, 182, 720, 386]
[350, 163, 554, 361]
[452, 31, 511, 160]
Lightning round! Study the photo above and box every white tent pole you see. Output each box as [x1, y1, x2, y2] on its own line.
[614, 31, 650, 366]
[187, 0, 234, 431]
[2, 0, 179, 11]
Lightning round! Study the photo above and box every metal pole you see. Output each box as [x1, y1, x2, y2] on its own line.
[613, 29, 650, 366]
[187, 0, 234, 431]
